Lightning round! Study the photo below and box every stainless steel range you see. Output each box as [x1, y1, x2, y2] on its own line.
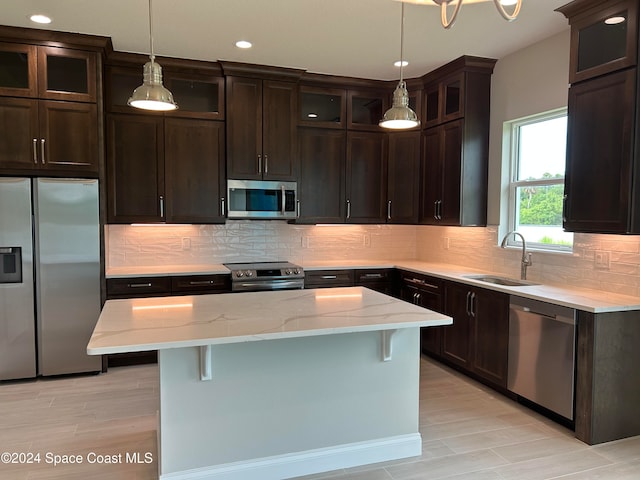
[224, 261, 304, 292]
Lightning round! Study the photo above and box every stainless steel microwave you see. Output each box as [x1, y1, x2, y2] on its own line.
[227, 179, 298, 219]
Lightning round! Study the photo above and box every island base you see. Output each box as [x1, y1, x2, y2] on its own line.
[158, 329, 423, 479]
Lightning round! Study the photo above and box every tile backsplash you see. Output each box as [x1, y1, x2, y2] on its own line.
[416, 226, 640, 297]
[106, 223, 640, 297]
[106, 222, 417, 267]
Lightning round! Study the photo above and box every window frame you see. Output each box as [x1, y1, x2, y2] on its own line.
[506, 108, 572, 253]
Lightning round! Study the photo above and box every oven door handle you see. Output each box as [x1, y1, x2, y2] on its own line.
[233, 279, 304, 292]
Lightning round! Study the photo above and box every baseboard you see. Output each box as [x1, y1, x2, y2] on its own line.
[159, 433, 422, 480]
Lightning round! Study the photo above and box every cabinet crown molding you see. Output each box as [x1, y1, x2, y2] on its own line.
[419, 55, 497, 85]
[220, 61, 305, 82]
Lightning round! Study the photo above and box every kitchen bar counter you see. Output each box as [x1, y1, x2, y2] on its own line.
[106, 260, 640, 313]
[87, 287, 451, 479]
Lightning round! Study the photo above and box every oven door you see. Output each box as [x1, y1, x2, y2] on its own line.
[227, 179, 297, 219]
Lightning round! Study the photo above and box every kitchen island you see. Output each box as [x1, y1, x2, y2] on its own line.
[87, 286, 452, 480]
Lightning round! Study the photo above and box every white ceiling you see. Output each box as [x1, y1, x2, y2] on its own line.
[3, 0, 570, 80]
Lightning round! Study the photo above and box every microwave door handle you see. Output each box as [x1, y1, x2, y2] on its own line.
[281, 185, 286, 214]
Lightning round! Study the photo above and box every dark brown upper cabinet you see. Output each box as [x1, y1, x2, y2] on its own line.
[387, 130, 420, 224]
[346, 131, 388, 223]
[226, 76, 298, 180]
[106, 61, 225, 119]
[557, 0, 638, 84]
[558, 0, 640, 233]
[106, 114, 226, 224]
[423, 71, 464, 129]
[563, 69, 636, 233]
[347, 89, 388, 131]
[0, 42, 97, 102]
[298, 85, 346, 129]
[297, 128, 346, 224]
[0, 97, 98, 174]
[419, 56, 495, 227]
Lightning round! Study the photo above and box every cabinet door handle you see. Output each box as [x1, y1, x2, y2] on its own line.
[387, 200, 392, 221]
[221, 197, 225, 216]
[159, 195, 165, 218]
[33, 139, 38, 164]
[346, 200, 351, 219]
[562, 194, 567, 223]
[264, 154, 269, 174]
[296, 199, 301, 218]
[257, 154, 262, 174]
[437, 200, 443, 220]
[40, 138, 46, 164]
[128, 282, 152, 288]
[434, 200, 439, 220]
[412, 292, 418, 304]
[470, 292, 476, 317]
[416, 293, 421, 304]
[465, 291, 471, 316]
[362, 273, 383, 279]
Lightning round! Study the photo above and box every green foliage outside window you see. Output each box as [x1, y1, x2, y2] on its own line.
[518, 174, 564, 226]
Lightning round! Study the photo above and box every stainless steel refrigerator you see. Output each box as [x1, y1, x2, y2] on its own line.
[0, 177, 101, 380]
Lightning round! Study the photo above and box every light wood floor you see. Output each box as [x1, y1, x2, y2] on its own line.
[1, 358, 639, 480]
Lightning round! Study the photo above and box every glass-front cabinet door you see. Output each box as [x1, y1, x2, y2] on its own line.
[0, 43, 96, 102]
[299, 85, 345, 129]
[164, 72, 225, 120]
[0, 43, 37, 97]
[565, 0, 638, 83]
[347, 89, 387, 131]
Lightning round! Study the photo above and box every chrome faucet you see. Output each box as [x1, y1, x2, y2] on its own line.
[500, 231, 533, 280]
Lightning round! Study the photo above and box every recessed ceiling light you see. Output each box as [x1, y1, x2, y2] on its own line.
[235, 40, 252, 49]
[29, 14, 52, 24]
[307, 113, 318, 118]
[605, 16, 626, 25]
[394, 60, 409, 68]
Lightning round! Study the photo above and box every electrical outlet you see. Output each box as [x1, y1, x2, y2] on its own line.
[181, 238, 191, 250]
[363, 234, 371, 247]
[594, 251, 610, 270]
[443, 237, 450, 250]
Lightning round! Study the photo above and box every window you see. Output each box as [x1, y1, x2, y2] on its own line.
[506, 109, 573, 251]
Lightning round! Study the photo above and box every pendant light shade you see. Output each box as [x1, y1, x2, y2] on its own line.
[128, 0, 177, 111]
[380, 81, 419, 129]
[380, 3, 420, 130]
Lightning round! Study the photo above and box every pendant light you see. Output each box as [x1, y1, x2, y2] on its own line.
[380, 2, 420, 130]
[128, 0, 178, 111]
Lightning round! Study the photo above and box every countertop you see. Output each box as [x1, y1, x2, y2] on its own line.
[105, 261, 640, 314]
[87, 286, 452, 355]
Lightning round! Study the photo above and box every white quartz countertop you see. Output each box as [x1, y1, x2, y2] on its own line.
[104, 260, 640, 313]
[87, 286, 452, 355]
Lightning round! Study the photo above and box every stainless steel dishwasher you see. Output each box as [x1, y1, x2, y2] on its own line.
[508, 296, 576, 420]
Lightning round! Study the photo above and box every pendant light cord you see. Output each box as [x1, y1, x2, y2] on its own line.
[148, 0, 155, 64]
[399, 2, 405, 84]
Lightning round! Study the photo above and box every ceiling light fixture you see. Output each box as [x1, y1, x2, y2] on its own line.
[29, 14, 52, 24]
[128, 0, 177, 111]
[380, 2, 420, 130]
[604, 16, 626, 25]
[396, 0, 522, 29]
[235, 40, 253, 49]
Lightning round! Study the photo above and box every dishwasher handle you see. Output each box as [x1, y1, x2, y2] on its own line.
[510, 301, 575, 326]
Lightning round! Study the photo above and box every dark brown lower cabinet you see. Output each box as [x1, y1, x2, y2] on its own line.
[105, 274, 231, 367]
[355, 269, 395, 295]
[443, 281, 509, 388]
[304, 269, 354, 289]
[398, 271, 444, 357]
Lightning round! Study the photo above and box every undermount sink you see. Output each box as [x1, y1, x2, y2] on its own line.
[463, 275, 540, 287]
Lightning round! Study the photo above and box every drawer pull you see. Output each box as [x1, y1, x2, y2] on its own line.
[128, 282, 152, 288]
[320, 275, 338, 280]
[362, 273, 383, 279]
[188, 280, 215, 286]
[405, 278, 438, 289]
